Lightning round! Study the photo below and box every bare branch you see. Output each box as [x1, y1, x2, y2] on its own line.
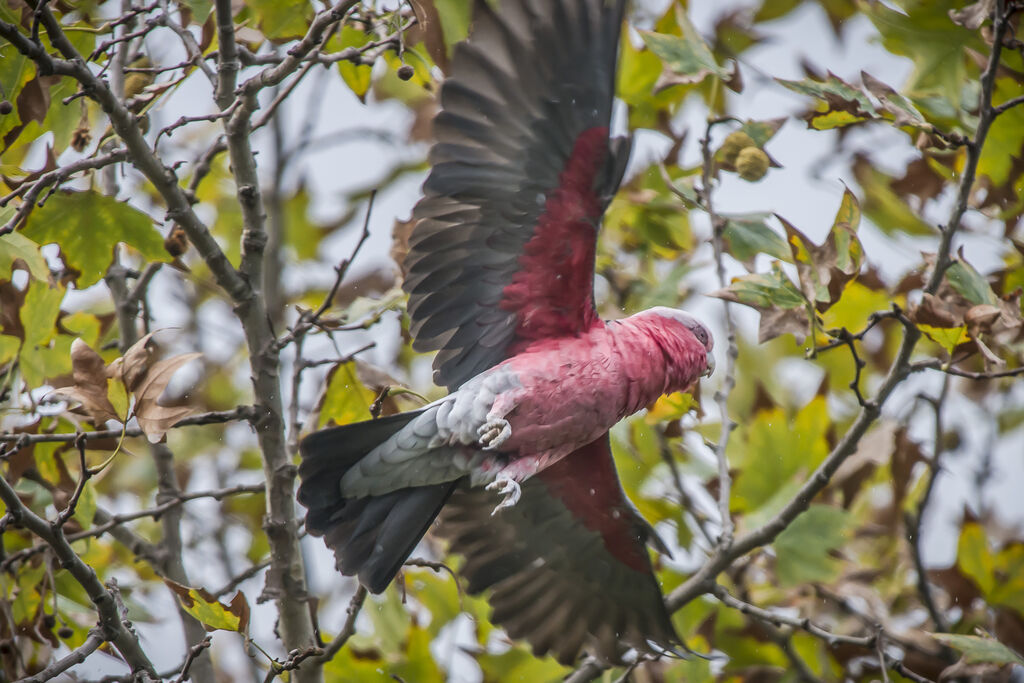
[905, 377, 953, 633]
[273, 191, 375, 352]
[910, 360, 1024, 380]
[0, 474, 156, 676]
[0, 406, 259, 444]
[0, 149, 130, 235]
[2, 483, 264, 570]
[924, 0, 1010, 293]
[0, 8, 250, 304]
[696, 117, 738, 549]
[18, 628, 105, 683]
[312, 586, 367, 665]
[173, 635, 214, 683]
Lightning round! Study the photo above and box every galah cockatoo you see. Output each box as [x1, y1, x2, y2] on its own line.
[298, 0, 715, 664]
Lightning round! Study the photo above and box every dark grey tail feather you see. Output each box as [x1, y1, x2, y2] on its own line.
[297, 410, 457, 593]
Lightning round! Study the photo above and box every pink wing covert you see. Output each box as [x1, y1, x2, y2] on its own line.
[403, 0, 632, 390]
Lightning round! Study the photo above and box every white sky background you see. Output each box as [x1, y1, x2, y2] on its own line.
[43, 0, 1024, 679]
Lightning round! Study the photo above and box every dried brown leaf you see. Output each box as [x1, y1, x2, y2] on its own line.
[965, 304, 1003, 338]
[106, 331, 157, 391]
[52, 338, 120, 424]
[949, 0, 995, 30]
[132, 352, 201, 443]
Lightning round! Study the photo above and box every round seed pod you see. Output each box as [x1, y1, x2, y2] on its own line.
[736, 146, 770, 182]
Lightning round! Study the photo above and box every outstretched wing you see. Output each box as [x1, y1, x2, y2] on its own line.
[435, 435, 681, 664]
[404, 0, 631, 390]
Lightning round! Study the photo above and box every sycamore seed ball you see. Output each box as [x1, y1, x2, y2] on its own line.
[736, 147, 770, 182]
[720, 130, 755, 165]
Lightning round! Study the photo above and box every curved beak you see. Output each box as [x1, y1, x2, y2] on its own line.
[702, 351, 716, 378]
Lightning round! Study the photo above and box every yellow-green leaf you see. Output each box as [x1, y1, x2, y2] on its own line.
[0, 232, 49, 280]
[317, 361, 375, 428]
[22, 191, 169, 287]
[165, 581, 250, 634]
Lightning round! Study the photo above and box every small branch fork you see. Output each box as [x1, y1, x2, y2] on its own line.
[570, 1, 1014, 680]
[2, 483, 265, 570]
[0, 456, 157, 677]
[715, 587, 936, 683]
[0, 406, 258, 445]
[273, 190, 376, 353]
[0, 149, 130, 236]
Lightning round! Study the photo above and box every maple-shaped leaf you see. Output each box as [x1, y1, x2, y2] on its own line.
[777, 187, 864, 314]
[710, 261, 811, 343]
[132, 351, 202, 443]
[51, 338, 122, 425]
[777, 72, 878, 130]
[165, 580, 250, 635]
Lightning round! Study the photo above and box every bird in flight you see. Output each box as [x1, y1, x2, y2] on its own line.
[298, 0, 715, 665]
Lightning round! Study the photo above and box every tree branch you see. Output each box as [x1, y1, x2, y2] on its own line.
[18, 628, 105, 683]
[0, 149, 130, 235]
[311, 586, 367, 665]
[0, 406, 259, 444]
[0, 10, 250, 304]
[0, 474, 156, 677]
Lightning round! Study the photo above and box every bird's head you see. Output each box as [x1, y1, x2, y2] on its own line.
[641, 306, 716, 381]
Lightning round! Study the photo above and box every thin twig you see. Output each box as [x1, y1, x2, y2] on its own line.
[697, 117, 738, 548]
[910, 360, 1024, 380]
[0, 473, 156, 676]
[273, 191, 376, 352]
[2, 483, 265, 569]
[173, 635, 213, 683]
[0, 149, 130, 235]
[0, 406, 258, 444]
[312, 586, 367, 664]
[905, 376, 953, 633]
[211, 559, 272, 599]
[18, 629, 106, 683]
[992, 92, 1024, 116]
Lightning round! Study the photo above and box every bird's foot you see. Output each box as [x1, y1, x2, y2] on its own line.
[486, 476, 521, 515]
[477, 418, 511, 450]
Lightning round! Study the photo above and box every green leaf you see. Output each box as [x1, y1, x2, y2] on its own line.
[642, 11, 732, 89]
[432, 0, 472, 52]
[958, 522, 995, 595]
[317, 361, 375, 428]
[931, 633, 1024, 665]
[20, 279, 64, 349]
[865, 0, 981, 102]
[390, 625, 445, 683]
[777, 73, 878, 130]
[720, 214, 791, 269]
[73, 480, 96, 526]
[0, 233, 49, 280]
[731, 397, 831, 515]
[947, 260, 998, 306]
[738, 117, 787, 147]
[0, 335, 19, 365]
[773, 504, 850, 586]
[247, 0, 313, 40]
[22, 191, 168, 287]
[476, 647, 567, 682]
[165, 581, 250, 633]
[709, 262, 811, 343]
[991, 544, 1024, 614]
[918, 324, 968, 354]
[333, 26, 374, 102]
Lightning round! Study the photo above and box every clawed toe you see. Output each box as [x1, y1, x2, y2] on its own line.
[486, 476, 521, 515]
[477, 418, 511, 450]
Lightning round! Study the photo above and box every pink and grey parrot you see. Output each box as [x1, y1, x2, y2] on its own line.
[298, 0, 715, 664]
